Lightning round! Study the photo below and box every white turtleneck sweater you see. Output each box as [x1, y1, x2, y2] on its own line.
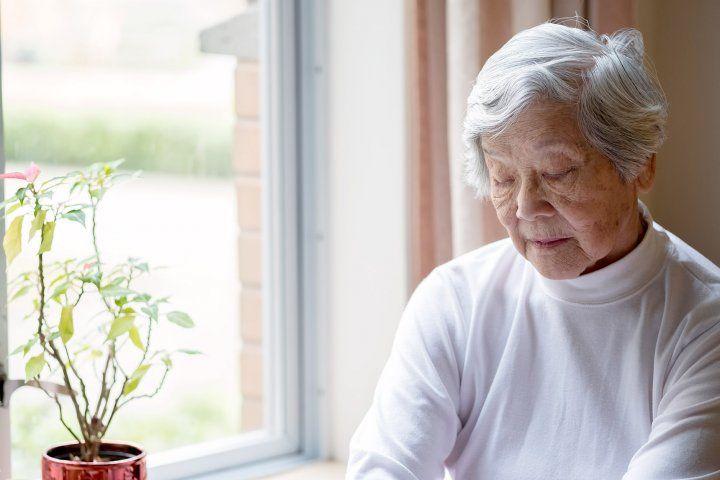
[346, 201, 720, 479]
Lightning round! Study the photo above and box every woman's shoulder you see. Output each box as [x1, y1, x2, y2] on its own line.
[653, 223, 720, 349]
[655, 222, 720, 298]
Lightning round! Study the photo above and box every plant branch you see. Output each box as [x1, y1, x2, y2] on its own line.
[31, 184, 90, 442]
[116, 365, 170, 410]
[36, 375, 82, 444]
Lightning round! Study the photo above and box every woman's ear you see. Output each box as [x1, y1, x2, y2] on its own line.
[635, 153, 656, 194]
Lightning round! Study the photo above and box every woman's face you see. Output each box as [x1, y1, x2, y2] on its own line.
[481, 100, 653, 280]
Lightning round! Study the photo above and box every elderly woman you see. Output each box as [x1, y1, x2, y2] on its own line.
[346, 21, 720, 479]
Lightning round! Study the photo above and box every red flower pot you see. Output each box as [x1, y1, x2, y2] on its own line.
[42, 441, 147, 480]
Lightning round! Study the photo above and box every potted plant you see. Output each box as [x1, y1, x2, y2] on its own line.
[1, 160, 198, 480]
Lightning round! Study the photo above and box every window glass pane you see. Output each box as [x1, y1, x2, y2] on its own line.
[1, 1, 265, 477]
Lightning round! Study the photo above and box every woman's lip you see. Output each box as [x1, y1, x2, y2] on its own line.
[531, 237, 570, 247]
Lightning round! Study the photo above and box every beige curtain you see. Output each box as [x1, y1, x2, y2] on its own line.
[406, 0, 454, 292]
[407, 0, 637, 291]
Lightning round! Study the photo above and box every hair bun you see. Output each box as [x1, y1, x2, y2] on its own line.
[605, 28, 645, 63]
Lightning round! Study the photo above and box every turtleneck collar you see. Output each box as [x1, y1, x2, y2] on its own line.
[532, 199, 668, 305]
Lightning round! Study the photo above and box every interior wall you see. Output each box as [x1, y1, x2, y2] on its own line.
[325, 0, 408, 463]
[638, 0, 720, 264]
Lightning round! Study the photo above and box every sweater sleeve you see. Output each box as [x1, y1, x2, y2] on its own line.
[622, 320, 720, 480]
[345, 268, 465, 480]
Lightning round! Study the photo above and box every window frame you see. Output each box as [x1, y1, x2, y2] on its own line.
[0, 0, 327, 477]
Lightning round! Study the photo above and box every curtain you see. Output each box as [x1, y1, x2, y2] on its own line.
[407, 0, 636, 292]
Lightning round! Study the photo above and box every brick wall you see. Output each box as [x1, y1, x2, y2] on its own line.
[234, 61, 264, 432]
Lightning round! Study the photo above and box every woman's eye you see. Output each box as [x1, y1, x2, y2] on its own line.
[492, 177, 514, 187]
[543, 167, 576, 180]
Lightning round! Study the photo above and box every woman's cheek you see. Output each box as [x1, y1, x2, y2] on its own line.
[493, 200, 517, 230]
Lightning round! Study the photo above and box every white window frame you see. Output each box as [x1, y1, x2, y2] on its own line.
[0, 0, 328, 478]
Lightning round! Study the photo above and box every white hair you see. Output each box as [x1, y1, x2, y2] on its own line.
[463, 20, 668, 198]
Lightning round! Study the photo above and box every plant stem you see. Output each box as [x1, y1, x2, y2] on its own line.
[30, 185, 90, 445]
[35, 381, 81, 443]
[116, 365, 170, 410]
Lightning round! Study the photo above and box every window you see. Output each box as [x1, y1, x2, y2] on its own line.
[0, 0, 325, 478]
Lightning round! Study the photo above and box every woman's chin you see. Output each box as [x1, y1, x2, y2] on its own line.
[528, 254, 584, 280]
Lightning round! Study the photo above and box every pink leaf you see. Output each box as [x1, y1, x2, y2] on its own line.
[24, 162, 40, 183]
[0, 172, 27, 180]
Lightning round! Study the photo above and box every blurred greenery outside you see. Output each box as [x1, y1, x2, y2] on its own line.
[4, 108, 233, 177]
[12, 387, 239, 479]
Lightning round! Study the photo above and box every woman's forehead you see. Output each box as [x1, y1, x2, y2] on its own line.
[481, 136, 586, 162]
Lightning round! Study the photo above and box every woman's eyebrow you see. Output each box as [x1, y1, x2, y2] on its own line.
[534, 140, 585, 160]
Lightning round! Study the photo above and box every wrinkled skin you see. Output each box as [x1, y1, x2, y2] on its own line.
[481, 100, 656, 280]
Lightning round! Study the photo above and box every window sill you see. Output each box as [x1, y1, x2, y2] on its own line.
[256, 460, 345, 479]
[176, 454, 344, 480]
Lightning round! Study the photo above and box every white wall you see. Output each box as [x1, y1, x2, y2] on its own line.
[325, 0, 408, 463]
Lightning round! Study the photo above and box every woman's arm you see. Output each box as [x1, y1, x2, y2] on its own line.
[345, 268, 466, 479]
[622, 317, 720, 479]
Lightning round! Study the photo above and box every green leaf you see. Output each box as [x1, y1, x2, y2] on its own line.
[101, 285, 135, 297]
[80, 271, 101, 285]
[10, 284, 31, 302]
[59, 305, 74, 344]
[0, 196, 18, 211]
[39, 221, 55, 254]
[107, 315, 135, 340]
[10, 336, 38, 356]
[73, 344, 90, 355]
[50, 282, 70, 300]
[177, 349, 202, 355]
[25, 353, 46, 380]
[6, 203, 21, 216]
[166, 311, 194, 328]
[24, 336, 39, 355]
[15, 187, 27, 205]
[61, 209, 86, 227]
[50, 281, 70, 300]
[47, 331, 61, 342]
[88, 188, 99, 199]
[29, 209, 46, 240]
[107, 158, 126, 170]
[3, 216, 23, 264]
[48, 273, 68, 288]
[128, 326, 144, 351]
[141, 305, 158, 321]
[133, 293, 151, 302]
[123, 364, 151, 395]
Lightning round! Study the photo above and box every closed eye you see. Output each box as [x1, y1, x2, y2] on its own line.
[543, 167, 576, 180]
[492, 177, 514, 187]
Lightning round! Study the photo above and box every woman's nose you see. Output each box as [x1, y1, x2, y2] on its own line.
[515, 177, 554, 221]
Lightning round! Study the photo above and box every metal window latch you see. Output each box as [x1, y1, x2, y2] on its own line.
[0, 374, 73, 408]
